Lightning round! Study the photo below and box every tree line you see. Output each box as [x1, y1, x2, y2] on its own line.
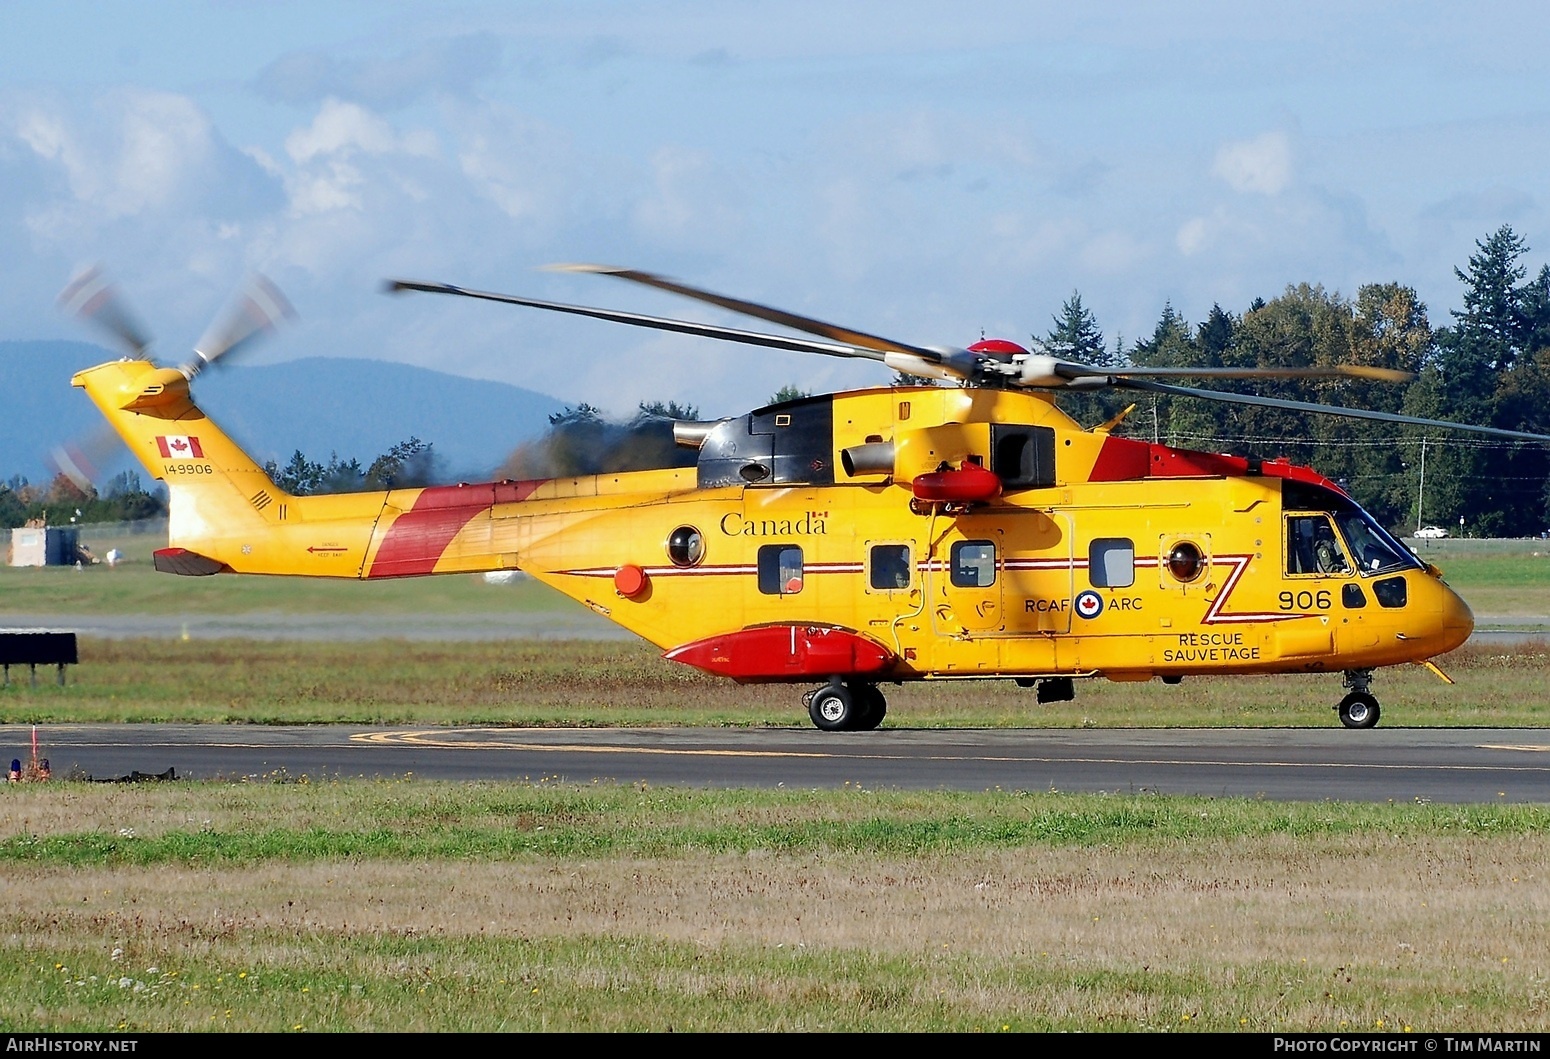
[1, 438, 442, 527]
[1, 470, 165, 530]
[1043, 225, 1550, 537]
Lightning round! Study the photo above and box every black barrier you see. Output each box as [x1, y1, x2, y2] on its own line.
[0, 631, 78, 686]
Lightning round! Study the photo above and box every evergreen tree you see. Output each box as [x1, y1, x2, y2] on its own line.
[1197, 304, 1236, 367]
[636, 400, 701, 421]
[0, 484, 27, 528]
[1421, 225, 1547, 535]
[1128, 302, 1205, 444]
[319, 454, 366, 493]
[1044, 291, 1116, 426]
[768, 385, 810, 405]
[266, 450, 325, 495]
[366, 438, 437, 490]
[1046, 291, 1105, 362]
[548, 404, 604, 426]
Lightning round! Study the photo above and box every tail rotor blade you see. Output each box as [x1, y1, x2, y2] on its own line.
[45, 425, 126, 493]
[57, 265, 153, 358]
[188, 273, 295, 375]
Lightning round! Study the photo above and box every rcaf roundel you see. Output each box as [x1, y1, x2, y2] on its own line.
[155, 435, 205, 459]
[1074, 590, 1104, 620]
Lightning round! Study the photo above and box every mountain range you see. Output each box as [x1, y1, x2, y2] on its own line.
[0, 340, 565, 487]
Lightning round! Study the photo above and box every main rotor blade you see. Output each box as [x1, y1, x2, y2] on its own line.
[549, 263, 950, 365]
[1113, 364, 1415, 384]
[386, 280, 889, 363]
[188, 273, 295, 375]
[1114, 377, 1550, 443]
[57, 266, 153, 358]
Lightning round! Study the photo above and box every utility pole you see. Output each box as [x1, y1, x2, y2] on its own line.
[1415, 436, 1427, 534]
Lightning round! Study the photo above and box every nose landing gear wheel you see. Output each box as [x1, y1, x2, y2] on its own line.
[1337, 692, 1380, 729]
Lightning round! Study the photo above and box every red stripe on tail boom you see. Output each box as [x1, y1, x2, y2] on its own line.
[366, 479, 546, 578]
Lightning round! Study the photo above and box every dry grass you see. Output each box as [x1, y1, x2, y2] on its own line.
[3, 837, 1546, 1031]
[10, 837, 1545, 962]
[1, 781, 1547, 1030]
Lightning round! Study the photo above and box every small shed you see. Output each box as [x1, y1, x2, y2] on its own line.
[7, 526, 80, 567]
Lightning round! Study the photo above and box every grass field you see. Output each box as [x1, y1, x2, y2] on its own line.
[0, 781, 1546, 1032]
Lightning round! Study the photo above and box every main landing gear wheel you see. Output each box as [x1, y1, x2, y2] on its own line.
[1337, 692, 1380, 729]
[806, 682, 886, 731]
[853, 684, 887, 731]
[808, 684, 857, 731]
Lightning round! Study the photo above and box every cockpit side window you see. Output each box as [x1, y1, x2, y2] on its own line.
[1287, 515, 1349, 576]
[1282, 480, 1420, 576]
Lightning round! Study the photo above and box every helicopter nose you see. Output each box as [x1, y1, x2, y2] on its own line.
[1428, 578, 1475, 655]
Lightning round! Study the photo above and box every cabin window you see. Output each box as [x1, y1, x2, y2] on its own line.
[1373, 576, 1407, 609]
[870, 544, 912, 590]
[1286, 515, 1349, 576]
[950, 540, 997, 588]
[1342, 583, 1367, 609]
[757, 545, 804, 595]
[1089, 538, 1135, 588]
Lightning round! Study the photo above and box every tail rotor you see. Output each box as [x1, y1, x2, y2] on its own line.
[53, 265, 295, 490]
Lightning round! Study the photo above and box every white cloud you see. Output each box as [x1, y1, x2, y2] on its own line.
[1176, 216, 1209, 256]
[284, 99, 436, 164]
[450, 102, 575, 228]
[277, 100, 441, 220]
[9, 89, 229, 219]
[1212, 131, 1292, 196]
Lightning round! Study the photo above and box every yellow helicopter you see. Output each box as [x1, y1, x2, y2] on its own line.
[66, 265, 1550, 731]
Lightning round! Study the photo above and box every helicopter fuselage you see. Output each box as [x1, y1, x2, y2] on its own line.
[74, 362, 1472, 723]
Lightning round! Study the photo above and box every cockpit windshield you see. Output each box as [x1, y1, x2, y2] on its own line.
[1282, 480, 1421, 576]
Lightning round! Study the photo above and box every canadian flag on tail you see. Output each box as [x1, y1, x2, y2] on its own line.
[155, 435, 205, 459]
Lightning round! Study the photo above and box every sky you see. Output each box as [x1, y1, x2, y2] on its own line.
[4, 1, 1550, 420]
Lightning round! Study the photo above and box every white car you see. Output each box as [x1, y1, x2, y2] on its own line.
[1413, 526, 1448, 539]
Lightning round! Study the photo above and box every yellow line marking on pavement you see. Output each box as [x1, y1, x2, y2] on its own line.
[351, 730, 1550, 772]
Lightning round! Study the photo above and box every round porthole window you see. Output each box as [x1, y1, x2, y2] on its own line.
[666, 525, 705, 567]
[1166, 541, 1205, 582]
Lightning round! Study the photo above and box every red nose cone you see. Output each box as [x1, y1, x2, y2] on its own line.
[967, 338, 1029, 358]
[614, 564, 649, 597]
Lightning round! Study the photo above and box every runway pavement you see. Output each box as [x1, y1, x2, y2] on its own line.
[5, 724, 1546, 803]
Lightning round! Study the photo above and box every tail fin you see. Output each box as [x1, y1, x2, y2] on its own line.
[71, 358, 382, 575]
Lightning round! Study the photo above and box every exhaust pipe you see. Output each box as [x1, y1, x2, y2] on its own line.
[841, 440, 894, 477]
[672, 420, 729, 449]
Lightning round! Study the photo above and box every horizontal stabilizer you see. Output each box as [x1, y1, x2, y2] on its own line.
[153, 548, 230, 576]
